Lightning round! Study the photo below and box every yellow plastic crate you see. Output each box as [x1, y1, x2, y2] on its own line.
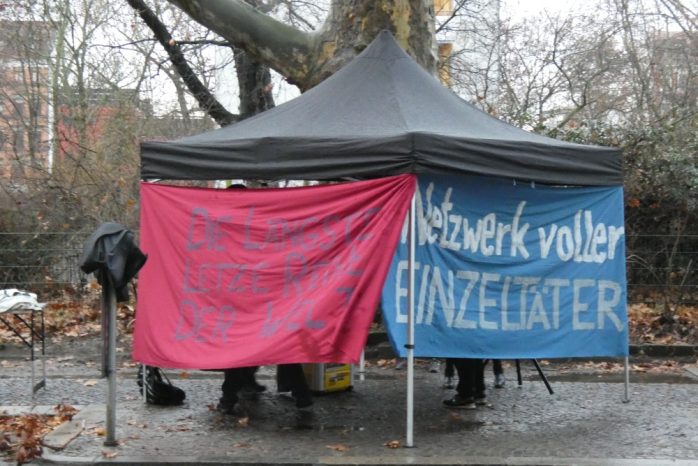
[303, 363, 353, 393]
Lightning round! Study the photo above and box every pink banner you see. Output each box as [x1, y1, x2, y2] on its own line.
[133, 175, 415, 369]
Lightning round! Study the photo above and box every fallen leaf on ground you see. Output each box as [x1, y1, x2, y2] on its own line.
[93, 427, 106, 436]
[234, 442, 250, 448]
[1, 409, 84, 463]
[326, 444, 349, 452]
[16, 444, 41, 465]
[83, 380, 98, 387]
[0, 435, 10, 452]
[384, 440, 400, 449]
[53, 404, 77, 422]
[102, 450, 118, 458]
[237, 416, 249, 427]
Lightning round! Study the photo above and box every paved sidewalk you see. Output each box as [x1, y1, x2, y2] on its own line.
[2, 360, 698, 465]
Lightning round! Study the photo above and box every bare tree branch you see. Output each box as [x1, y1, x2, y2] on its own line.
[125, 0, 239, 126]
[436, 0, 470, 34]
[175, 39, 232, 46]
[164, 0, 314, 88]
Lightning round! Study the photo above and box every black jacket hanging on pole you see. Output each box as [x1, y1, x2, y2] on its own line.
[80, 222, 147, 302]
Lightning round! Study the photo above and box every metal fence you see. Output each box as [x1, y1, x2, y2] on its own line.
[0, 232, 86, 297]
[1, 231, 696, 307]
[626, 233, 698, 307]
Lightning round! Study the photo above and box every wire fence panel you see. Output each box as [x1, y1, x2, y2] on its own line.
[626, 233, 698, 307]
[0, 231, 696, 306]
[0, 232, 86, 297]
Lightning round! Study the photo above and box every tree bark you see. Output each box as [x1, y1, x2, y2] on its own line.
[234, 0, 275, 119]
[164, 0, 314, 88]
[165, 0, 437, 91]
[234, 47, 275, 118]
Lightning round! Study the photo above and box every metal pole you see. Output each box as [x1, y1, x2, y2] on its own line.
[41, 309, 46, 391]
[622, 356, 630, 403]
[406, 193, 416, 448]
[531, 359, 554, 395]
[358, 349, 366, 382]
[142, 365, 147, 404]
[30, 311, 35, 406]
[102, 275, 118, 446]
[516, 359, 522, 386]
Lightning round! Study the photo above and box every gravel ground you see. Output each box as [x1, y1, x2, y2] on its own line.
[2, 335, 698, 464]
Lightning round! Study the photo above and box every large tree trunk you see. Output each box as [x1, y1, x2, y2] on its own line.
[165, 0, 437, 91]
[234, 0, 275, 119]
[310, 0, 437, 86]
[234, 47, 275, 118]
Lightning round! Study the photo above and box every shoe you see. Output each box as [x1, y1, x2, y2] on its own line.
[240, 381, 267, 400]
[293, 392, 313, 409]
[217, 398, 238, 415]
[243, 380, 267, 393]
[239, 387, 260, 401]
[428, 360, 441, 373]
[394, 358, 406, 370]
[475, 396, 487, 406]
[443, 395, 476, 409]
[494, 373, 506, 388]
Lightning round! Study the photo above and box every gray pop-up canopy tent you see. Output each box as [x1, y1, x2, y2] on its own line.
[141, 31, 621, 186]
[140, 31, 625, 446]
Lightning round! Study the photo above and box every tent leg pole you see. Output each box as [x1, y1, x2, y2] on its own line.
[359, 349, 365, 382]
[142, 365, 147, 404]
[516, 360, 522, 386]
[405, 193, 416, 448]
[623, 356, 630, 403]
[531, 359, 554, 395]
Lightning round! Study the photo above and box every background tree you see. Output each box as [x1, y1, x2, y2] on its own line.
[151, 0, 438, 90]
[0, 1, 211, 290]
[122, 0, 696, 335]
[0, 0, 695, 321]
[457, 0, 698, 318]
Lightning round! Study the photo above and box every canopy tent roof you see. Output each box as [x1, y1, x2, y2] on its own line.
[140, 31, 622, 186]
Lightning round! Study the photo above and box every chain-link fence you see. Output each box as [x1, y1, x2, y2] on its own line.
[1, 231, 696, 307]
[0, 231, 87, 298]
[626, 233, 698, 308]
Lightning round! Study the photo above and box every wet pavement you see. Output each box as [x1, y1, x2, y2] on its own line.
[2, 347, 698, 465]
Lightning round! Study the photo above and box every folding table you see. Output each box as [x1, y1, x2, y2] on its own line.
[0, 289, 47, 402]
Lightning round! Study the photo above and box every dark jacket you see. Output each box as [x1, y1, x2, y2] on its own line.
[80, 223, 147, 302]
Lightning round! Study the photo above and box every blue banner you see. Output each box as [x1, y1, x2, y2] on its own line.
[381, 175, 628, 358]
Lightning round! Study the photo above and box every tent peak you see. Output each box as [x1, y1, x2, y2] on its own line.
[357, 30, 414, 62]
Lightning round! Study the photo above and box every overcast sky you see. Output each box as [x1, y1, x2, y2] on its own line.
[504, 0, 579, 15]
